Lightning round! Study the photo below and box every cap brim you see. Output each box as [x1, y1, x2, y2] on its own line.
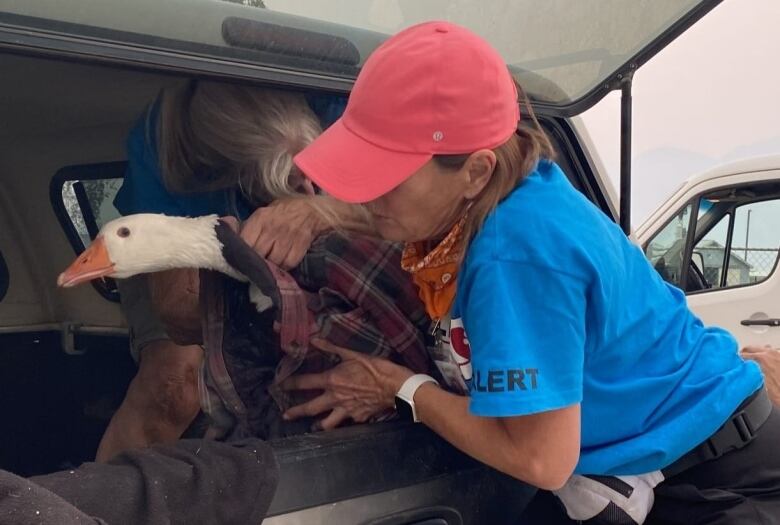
[294, 118, 432, 204]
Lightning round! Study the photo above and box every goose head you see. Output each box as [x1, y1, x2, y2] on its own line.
[57, 214, 236, 287]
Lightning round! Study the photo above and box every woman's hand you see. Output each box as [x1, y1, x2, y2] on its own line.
[240, 198, 327, 269]
[281, 339, 414, 430]
[741, 345, 780, 406]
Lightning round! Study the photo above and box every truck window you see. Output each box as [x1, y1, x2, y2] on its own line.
[51, 162, 125, 301]
[722, 199, 779, 288]
[645, 183, 780, 294]
[691, 214, 731, 289]
[644, 202, 694, 287]
[687, 197, 780, 292]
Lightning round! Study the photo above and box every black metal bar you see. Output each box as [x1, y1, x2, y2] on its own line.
[619, 74, 633, 234]
[72, 181, 100, 240]
[679, 198, 701, 292]
[722, 211, 736, 288]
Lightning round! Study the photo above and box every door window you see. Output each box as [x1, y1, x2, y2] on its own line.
[644, 182, 780, 294]
[644, 202, 693, 288]
[729, 200, 780, 286]
[691, 214, 730, 290]
[61, 179, 123, 247]
[51, 162, 125, 302]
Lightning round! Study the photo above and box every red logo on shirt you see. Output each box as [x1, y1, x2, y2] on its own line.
[448, 317, 472, 381]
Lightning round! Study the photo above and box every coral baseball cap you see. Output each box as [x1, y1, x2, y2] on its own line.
[294, 21, 519, 204]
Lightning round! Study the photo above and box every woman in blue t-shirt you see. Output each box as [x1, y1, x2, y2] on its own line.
[270, 22, 780, 523]
[99, 79, 330, 461]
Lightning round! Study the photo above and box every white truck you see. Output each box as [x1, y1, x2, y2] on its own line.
[637, 156, 780, 348]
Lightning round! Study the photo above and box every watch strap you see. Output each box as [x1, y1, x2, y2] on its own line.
[396, 374, 438, 422]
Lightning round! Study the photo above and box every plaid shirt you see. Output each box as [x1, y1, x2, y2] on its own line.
[199, 232, 433, 440]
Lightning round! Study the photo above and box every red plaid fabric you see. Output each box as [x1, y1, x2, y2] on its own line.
[199, 232, 433, 439]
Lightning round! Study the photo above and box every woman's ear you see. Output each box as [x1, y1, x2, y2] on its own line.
[463, 150, 497, 199]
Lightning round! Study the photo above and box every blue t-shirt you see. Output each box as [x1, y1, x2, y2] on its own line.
[113, 102, 253, 218]
[452, 160, 763, 476]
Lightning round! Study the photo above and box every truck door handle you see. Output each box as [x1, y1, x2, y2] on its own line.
[741, 319, 780, 327]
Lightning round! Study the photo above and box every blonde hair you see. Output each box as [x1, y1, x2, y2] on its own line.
[433, 82, 555, 245]
[156, 80, 322, 205]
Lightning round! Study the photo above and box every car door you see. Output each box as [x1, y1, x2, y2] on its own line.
[639, 161, 780, 347]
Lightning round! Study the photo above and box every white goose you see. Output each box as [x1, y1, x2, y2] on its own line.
[58, 214, 277, 312]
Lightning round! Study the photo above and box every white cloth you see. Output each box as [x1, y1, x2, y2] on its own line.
[554, 472, 664, 524]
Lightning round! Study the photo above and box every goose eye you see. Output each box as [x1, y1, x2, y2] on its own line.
[117, 227, 131, 238]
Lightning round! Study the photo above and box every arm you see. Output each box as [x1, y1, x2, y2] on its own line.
[741, 346, 780, 406]
[415, 383, 580, 490]
[282, 340, 579, 489]
[240, 195, 376, 269]
[283, 260, 586, 487]
[147, 269, 202, 345]
[100, 273, 202, 462]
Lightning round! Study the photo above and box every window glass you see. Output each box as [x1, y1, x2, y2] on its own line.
[646, 185, 780, 295]
[692, 214, 730, 290]
[1, 0, 703, 105]
[728, 199, 780, 287]
[52, 163, 125, 302]
[644, 202, 693, 287]
[62, 179, 123, 246]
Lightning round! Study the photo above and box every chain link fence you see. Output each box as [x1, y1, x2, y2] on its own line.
[696, 246, 779, 287]
[736, 247, 780, 279]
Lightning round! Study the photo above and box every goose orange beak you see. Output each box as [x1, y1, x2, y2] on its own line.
[57, 236, 115, 288]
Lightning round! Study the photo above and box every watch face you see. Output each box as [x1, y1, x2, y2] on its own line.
[395, 396, 415, 422]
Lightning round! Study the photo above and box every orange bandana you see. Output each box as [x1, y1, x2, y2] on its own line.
[401, 215, 468, 322]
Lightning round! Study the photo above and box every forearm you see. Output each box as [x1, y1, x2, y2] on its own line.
[281, 344, 578, 489]
[414, 383, 579, 489]
[148, 269, 202, 345]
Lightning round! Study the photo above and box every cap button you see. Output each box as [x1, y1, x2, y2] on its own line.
[435, 26, 448, 33]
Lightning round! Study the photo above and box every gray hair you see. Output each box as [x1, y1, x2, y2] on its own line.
[156, 80, 322, 205]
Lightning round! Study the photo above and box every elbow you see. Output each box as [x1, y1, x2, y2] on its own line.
[528, 462, 576, 491]
[506, 448, 578, 491]
[497, 403, 581, 489]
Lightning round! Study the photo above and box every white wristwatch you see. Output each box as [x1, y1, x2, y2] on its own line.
[395, 374, 438, 423]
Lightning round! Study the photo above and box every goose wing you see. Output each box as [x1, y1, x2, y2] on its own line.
[214, 219, 280, 311]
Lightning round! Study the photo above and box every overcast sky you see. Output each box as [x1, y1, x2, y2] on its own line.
[581, 0, 780, 225]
